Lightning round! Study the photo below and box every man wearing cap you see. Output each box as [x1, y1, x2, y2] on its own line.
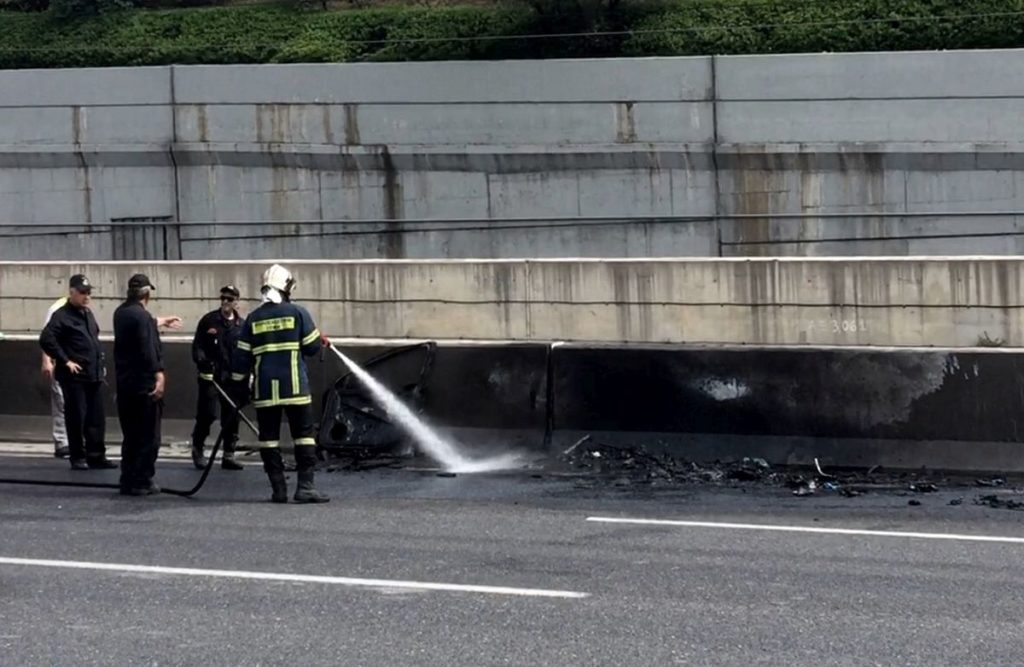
[113, 273, 177, 495]
[189, 284, 245, 471]
[39, 274, 117, 470]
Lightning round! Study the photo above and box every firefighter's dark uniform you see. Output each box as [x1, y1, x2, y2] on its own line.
[230, 300, 327, 503]
[191, 306, 244, 469]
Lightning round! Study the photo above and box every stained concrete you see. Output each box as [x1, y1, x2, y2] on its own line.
[3, 258, 1024, 346]
[4, 337, 1024, 472]
[4, 52, 1024, 259]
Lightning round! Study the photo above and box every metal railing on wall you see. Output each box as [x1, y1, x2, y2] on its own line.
[1, 211, 1022, 258]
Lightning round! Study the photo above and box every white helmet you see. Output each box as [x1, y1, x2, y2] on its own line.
[262, 263, 296, 295]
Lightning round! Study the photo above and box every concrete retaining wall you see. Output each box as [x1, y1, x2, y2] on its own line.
[3, 258, 1024, 347]
[4, 51, 1024, 259]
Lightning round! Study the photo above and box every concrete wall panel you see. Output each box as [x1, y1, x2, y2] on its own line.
[5, 52, 1024, 259]
[718, 100, 1024, 144]
[3, 258, 1024, 347]
[0, 108, 74, 144]
[0, 67, 171, 107]
[172, 59, 713, 104]
[717, 50, 1024, 100]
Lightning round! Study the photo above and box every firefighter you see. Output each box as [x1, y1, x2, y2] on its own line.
[230, 264, 329, 504]
[190, 284, 245, 471]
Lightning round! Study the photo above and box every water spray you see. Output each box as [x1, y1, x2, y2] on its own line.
[327, 344, 523, 474]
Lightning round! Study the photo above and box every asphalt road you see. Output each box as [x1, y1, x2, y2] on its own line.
[3, 454, 1024, 666]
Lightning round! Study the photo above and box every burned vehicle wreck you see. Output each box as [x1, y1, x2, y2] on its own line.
[315, 341, 552, 464]
[317, 343, 437, 458]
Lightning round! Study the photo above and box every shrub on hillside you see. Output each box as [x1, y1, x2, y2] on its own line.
[0, 0, 49, 12]
[0, 5, 535, 67]
[50, 0, 134, 19]
[622, 0, 1024, 56]
[2, 0, 1024, 68]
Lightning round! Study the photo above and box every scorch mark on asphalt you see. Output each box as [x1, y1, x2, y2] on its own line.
[586, 517, 1024, 545]
[0, 557, 589, 599]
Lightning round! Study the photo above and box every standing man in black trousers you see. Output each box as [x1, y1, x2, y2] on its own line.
[190, 284, 245, 471]
[114, 274, 173, 496]
[39, 274, 118, 471]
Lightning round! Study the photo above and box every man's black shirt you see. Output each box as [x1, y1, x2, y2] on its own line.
[192, 309, 243, 382]
[113, 301, 163, 395]
[39, 302, 105, 383]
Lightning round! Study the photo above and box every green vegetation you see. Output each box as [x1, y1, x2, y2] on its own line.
[1, 0, 1023, 68]
[624, 0, 1024, 56]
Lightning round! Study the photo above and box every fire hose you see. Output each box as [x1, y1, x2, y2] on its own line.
[0, 380, 255, 498]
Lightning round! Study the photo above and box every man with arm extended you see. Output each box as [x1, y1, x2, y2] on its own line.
[113, 274, 168, 496]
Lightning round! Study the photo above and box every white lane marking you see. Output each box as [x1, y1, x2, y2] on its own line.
[0, 557, 588, 599]
[586, 517, 1024, 545]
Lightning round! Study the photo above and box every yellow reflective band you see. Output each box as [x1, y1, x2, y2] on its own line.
[252, 317, 296, 335]
[252, 397, 311, 407]
[271, 379, 280, 405]
[291, 350, 299, 395]
[258, 441, 280, 449]
[252, 342, 300, 356]
[301, 328, 321, 347]
[276, 395, 312, 406]
[294, 438, 316, 446]
[237, 340, 252, 352]
[199, 373, 214, 381]
[230, 373, 246, 382]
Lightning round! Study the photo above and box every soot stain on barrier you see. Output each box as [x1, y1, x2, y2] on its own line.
[553, 347, 1003, 440]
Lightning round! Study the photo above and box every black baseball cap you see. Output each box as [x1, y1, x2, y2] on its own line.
[69, 274, 92, 294]
[127, 273, 156, 291]
[220, 284, 240, 299]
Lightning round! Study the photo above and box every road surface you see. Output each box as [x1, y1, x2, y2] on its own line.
[2, 451, 1024, 665]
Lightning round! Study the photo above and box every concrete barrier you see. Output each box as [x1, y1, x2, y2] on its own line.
[3, 258, 1024, 347]
[3, 337, 1022, 472]
[549, 344, 1024, 472]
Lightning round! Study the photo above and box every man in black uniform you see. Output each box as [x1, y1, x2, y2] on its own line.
[39, 274, 117, 471]
[190, 284, 245, 471]
[113, 274, 167, 496]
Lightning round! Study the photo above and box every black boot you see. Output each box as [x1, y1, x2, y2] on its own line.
[260, 448, 288, 504]
[191, 437, 208, 471]
[293, 445, 329, 504]
[221, 439, 244, 471]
